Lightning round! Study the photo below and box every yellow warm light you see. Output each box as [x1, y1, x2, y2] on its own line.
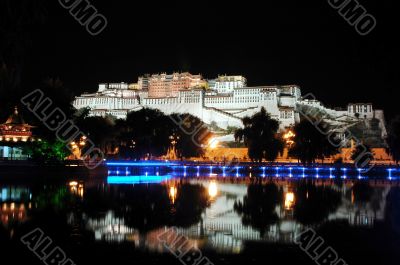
[285, 192, 295, 210]
[69, 181, 78, 187]
[169, 186, 177, 203]
[208, 181, 218, 198]
[78, 184, 84, 198]
[283, 130, 295, 146]
[283, 131, 295, 139]
[208, 138, 219, 149]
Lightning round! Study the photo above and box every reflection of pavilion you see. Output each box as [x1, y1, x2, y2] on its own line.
[0, 186, 32, 228]
[80, 180, 392, 254]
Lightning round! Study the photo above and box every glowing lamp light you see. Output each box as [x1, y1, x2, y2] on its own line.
[285, 192, 295, 210]
[208, 181, 218, 198]
[283, 130, 295, 146]
[208, 138, 219, 149]
[169, 186, 177, 203]
[69, 181, 78, 187]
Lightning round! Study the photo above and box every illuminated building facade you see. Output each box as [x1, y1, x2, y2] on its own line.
[73, 74, 387, 136]
[209, 75, 247, 94]
[0, 107, 35, 159]
[147, 72, 207, 98]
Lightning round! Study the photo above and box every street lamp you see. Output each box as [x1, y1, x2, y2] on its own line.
[168, 133, 180, 160]
[70, 135, 88, 159]
[169, 133, 180, 147]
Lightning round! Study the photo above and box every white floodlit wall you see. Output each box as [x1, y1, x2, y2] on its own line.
[72, 82, 379, 131]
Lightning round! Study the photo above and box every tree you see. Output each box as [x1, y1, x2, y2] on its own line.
[234, 183, 282, 236]
[235, 107, 284, 162]
[0, 0, 46, 119]
[294, 181, 342, 225]
[74, 115, 116, 155]
[351, 143, 374, 167]
[387, 116, 400, 164]
[22, 139, 70, 164]
[170, 113, 211, 158]
[116, 108, 171, 159]
[289, 120, 339, 165]
[114, 110, 211, 160]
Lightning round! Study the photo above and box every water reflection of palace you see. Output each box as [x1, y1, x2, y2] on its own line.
[78, 179, 394, 254]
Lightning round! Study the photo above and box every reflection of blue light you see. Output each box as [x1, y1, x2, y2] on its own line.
[107, 161, 177, 166]
[357, 168, 362, 179]
[388, 168, 394, 179]
[341, 168, 347, 179]
[108, 175, 172, 184]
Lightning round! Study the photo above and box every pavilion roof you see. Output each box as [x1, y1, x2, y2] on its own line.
[1, 107, 33, 127]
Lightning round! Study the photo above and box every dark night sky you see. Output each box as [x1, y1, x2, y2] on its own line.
[15, 0, 400, 118]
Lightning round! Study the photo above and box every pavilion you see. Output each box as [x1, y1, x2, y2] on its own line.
[0, 107, 35, 159]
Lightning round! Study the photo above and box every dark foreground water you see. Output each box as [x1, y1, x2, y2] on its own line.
[1, 166, 400, 265]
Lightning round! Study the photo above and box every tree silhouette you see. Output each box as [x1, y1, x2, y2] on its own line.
[234, 183, 282, 236]
[170, 113, 211, 158]
[0, 0, 47, 119]
[235, 107, 284, 162]
[117, 108, 172, 159]
[81, 183, 210, 231]
[294, 181, 342, 225]
[351, 143, 374, 167]
[289, 119, 339, 165]
[387, 116, 400, 164]
[114, 110, 211, 159]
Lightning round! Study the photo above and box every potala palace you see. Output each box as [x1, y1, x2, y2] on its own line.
[72, 73, 387, 141]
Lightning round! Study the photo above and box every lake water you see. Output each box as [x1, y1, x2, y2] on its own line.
[1, 164, 400, 265]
